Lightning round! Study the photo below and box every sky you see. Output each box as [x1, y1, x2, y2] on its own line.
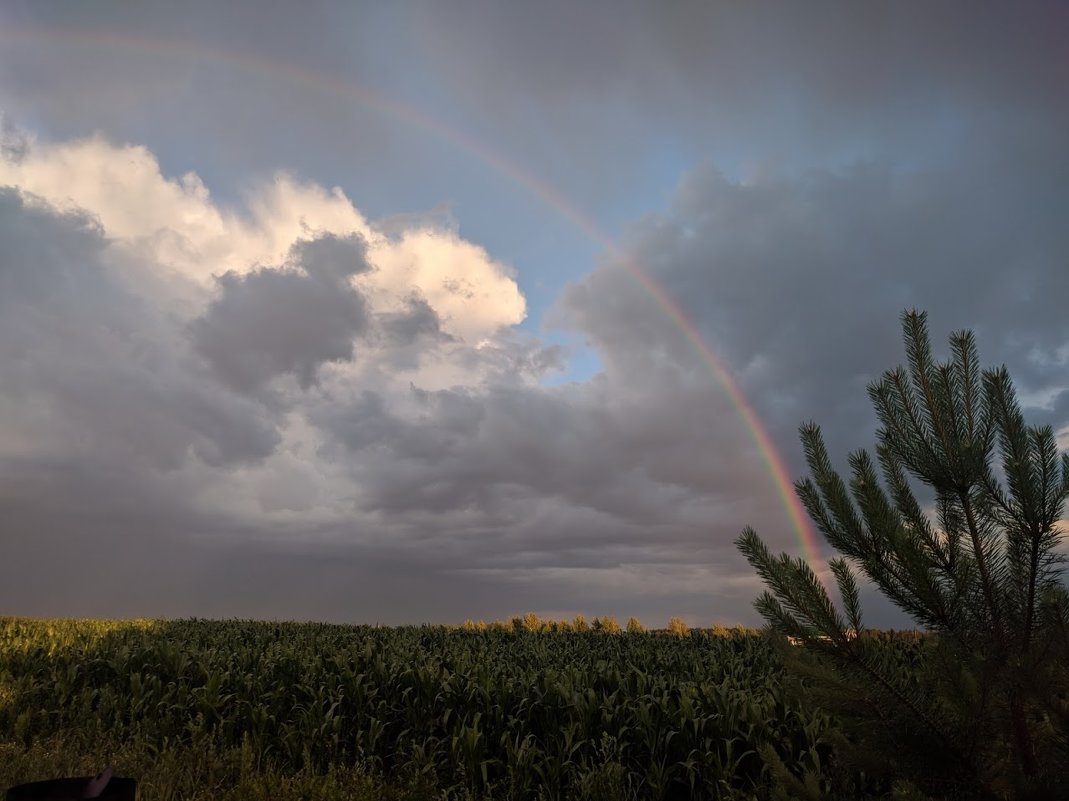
[0, 1, 1067, 627]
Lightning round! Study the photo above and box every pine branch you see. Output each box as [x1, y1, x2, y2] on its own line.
[736, 309, 1069, 798]
[830, 558, 863, 634]
[958, 490, 1005, 643]
[949, 330, 981, 448]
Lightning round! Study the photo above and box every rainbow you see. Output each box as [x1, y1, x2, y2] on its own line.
[2, 22, 823, 571]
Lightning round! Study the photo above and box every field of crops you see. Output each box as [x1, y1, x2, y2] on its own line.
[0, 617, 910, 800]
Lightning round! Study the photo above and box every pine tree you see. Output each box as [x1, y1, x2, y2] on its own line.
[737, 310, 1069, 800]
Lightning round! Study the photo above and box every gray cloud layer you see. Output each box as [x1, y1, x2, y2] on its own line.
[0, 2, 1067, 626]
[0, 189, 282, 470]
[192, 234, 371, 394]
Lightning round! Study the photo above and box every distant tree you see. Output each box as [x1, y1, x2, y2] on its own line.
[737, 310, 1069, 800]
[626, 616, 645, 633]
[600, 616, 622, 634]
[572, 614, 589, 633]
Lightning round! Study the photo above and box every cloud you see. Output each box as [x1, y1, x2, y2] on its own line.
[5, 111, 1069, 626]
[10, 2, 1064, 230]
[5, 117, 1067, 626]
[0, 131, 532, 499]
[289, 232, 372, 282]
[0, 132, 526, 342]
[409, 1, 1069, 168]
[191, 235, 372, 394]
[378, 294, 450, 368]
[0, 187, 281, 471]
[1, 0, 1067, 627]
[0, 126, 793, 625]
[558, 149, 1069, 472]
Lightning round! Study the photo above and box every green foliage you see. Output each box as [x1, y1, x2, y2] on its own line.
[1, 617, 869, 800]
[737, 310, 1069, 800]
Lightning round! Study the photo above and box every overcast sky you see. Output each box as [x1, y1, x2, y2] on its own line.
[1, 1, 1067, 627]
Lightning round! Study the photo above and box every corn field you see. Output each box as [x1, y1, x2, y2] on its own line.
[0, 617, 920, 800]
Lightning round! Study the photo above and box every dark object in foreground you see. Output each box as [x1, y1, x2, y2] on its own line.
[6, 768, 136, 801]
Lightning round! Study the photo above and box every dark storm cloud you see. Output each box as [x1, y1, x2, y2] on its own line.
[375, 294, 451, 370]
[1, 2, 1068, 627]
[191, 233, 371, 393]
[410, 1, 1069, 163]
[0, 457, 402, 623]
[380, 295, 446, 345]
[314, 376, 765, 542]
[288, 232, 371, 282]
[558, 146, 1069, 554]
[0, 188, 282, 469]
[0, 186, 102, 300]
[10, 2, 1065, 214]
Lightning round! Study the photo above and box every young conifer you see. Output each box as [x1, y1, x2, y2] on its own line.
[737, 310, 1069, 800]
